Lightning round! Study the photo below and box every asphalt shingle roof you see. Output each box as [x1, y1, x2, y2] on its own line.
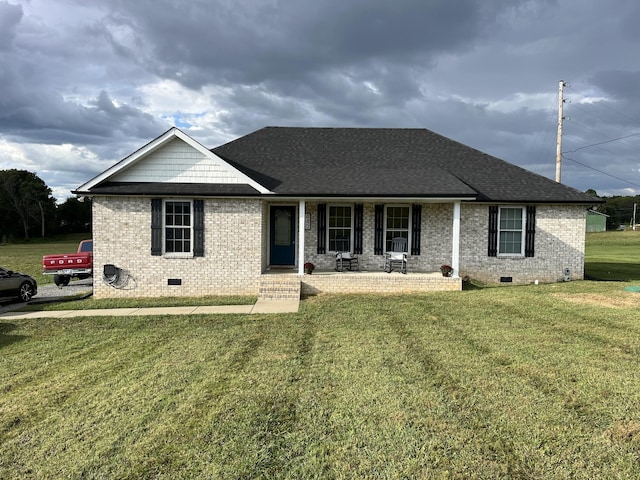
[212, 127, 600, 203]
[85, 182, 261, 196]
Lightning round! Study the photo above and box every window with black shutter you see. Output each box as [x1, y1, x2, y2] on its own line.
[151, 198, 203, 257]
[488, 205, 535, 257]
[411, 204, 422, 255]
[525, 206, 536, 257]
[374, 204, 384, 255]
[488, 206, 498, 257]
[354, 204, 363, 254]
[151, 198, 163, 256]
[193, 199, 204, 257]
[317, 203, 326, 254]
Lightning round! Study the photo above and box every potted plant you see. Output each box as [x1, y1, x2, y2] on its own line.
[304, 262, 315, 274]
[440, 264, 453, 277]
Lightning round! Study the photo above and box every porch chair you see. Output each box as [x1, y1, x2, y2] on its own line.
[335, 237, 359, 272]
[384, 237, 408, 274]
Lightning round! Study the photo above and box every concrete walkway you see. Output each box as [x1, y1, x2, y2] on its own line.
[0, 299, 299, 319]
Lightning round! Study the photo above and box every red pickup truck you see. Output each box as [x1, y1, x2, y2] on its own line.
[42, 239, 93, 287]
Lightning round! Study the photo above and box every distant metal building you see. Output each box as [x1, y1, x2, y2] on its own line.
[586, 210, 608, 232]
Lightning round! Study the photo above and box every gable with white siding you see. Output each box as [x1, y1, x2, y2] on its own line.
[114, 137, 242, 184]
[76, 127, 270, 194]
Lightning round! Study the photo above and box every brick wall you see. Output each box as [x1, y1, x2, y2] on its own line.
[92, 198, 588, 298]
[303, 202, 587, 285]
[303, 203, 454, 272]
[459, 204, 587, 284]
[92, 197, 263, 298]
[301, 273, 461, 295]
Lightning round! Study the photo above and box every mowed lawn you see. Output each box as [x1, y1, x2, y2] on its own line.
[584, 230, 640, 281]
[1, 232, 640, 478]
[2, 283, 640, 479]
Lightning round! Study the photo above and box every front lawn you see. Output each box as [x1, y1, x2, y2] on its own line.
[585, 230, 640, 280]
[2, 281, 640, 478]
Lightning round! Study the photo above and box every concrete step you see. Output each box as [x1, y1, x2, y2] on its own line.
[258, 277, 301, 301]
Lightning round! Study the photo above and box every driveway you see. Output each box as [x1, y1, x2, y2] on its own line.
[0, 278, 93, 314]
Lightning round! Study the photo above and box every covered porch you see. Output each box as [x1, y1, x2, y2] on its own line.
[266, 200, 463, 283]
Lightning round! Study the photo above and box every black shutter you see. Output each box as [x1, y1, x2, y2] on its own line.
[525, 206, 536, 257]
[488, 205, 498, 257]
[411, 204, 422, 255]
[374, 204, 384, 255]
[151, 198, 163, 256]
[193, 199, 204, 257]
[354, 204, 363, 254]
[317, 203, 326, 254]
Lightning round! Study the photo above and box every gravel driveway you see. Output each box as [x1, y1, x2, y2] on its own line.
[0, 278, 93, 314]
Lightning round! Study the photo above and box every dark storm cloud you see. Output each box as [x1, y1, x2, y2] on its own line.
[590, 71, 640, 104]
[102, 0, 526, 91]
[0, 83, 164, 146]
[0, 0, 639, 200]
[0, 1, 22, 50]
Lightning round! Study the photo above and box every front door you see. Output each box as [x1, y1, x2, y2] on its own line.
[270, 206, 296, 266]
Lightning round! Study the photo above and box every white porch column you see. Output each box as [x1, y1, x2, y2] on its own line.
[298, 200, 306, 275]
[451, 201, 461, 278]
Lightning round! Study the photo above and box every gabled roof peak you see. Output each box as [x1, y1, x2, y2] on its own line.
[75, 127, 270, 195]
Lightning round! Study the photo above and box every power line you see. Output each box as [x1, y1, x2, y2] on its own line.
[550, 81, 640, 191]
[562, 155, 640, 187]
[527, 97, 558, 178]
[568, 88, 640, 126]
[563, 132, 640, 154]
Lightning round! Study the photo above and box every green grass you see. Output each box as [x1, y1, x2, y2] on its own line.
[585, 230, 640, 281]
[1, 232, 640, 478]
[25, 294, 257, 310]
[2, 283, 640, 479]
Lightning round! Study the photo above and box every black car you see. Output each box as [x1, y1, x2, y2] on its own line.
[0, 266, 38, 302]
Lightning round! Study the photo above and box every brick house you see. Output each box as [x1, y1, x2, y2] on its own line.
[74, 127, 600, 298]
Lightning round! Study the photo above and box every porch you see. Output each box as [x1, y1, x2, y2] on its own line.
[268, 200, 463, 281]
[261, 268, 461, 297]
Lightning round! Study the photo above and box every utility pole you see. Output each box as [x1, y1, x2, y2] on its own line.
[556, 80, 567, 183]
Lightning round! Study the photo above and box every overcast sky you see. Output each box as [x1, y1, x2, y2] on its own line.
[1, 0, 639, 202]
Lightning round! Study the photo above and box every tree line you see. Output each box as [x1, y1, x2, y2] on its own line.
[585, 189, 639, 230]
[0, 169, 91, 242]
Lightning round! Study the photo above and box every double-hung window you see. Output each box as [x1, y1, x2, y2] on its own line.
[328, 205, 352, 252]
[498, 207, 525, 255]
[164, 200, 193, 255]
[385, 205, 410, 252]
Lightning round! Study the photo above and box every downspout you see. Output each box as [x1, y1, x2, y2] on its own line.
[298, 200, 306, 275]
[452, 201, 460, 278]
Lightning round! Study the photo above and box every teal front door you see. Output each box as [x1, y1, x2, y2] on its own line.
[270, 206, 296, 266]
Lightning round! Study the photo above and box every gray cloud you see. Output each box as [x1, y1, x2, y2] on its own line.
[0, 1, 22, 50]
[0, 0, 639, 201]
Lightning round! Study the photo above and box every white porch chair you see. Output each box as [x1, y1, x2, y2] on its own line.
[384, 237, 407, 274]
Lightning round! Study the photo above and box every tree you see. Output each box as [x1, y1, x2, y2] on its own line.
[0, 169, 57, 240]
[583, 189, 640, 230]
[57, 196, 92, 233]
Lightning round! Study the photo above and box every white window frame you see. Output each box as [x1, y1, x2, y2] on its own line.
[384, 204, 411, 253]
[327, 204, 354, 252]
[163, 199, 194, 257]
[497, 206, 526, 256]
